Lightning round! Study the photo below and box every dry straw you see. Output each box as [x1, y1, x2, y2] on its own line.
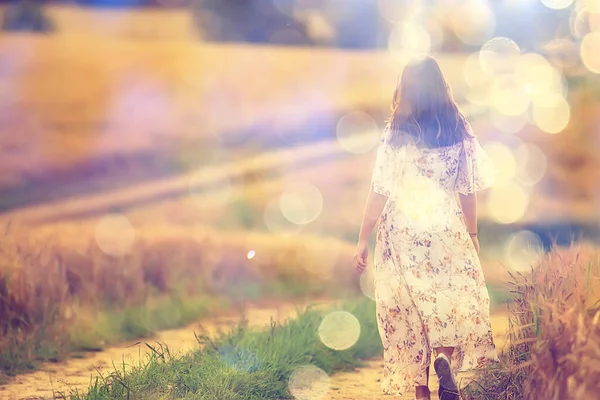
[466, 243, 600, 399]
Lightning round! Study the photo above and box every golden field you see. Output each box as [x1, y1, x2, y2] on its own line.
[0, 32, 597, 227]
[0, 12, 598, 392]
[0, 32, 474, 188]
[464, 244, 600, 399]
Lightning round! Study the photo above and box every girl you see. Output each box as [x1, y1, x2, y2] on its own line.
[354, 56, 499, 400]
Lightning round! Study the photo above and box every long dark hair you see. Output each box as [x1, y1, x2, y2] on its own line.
[386, 56, 473, 149]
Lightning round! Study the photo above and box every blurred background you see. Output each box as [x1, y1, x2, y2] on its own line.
[0, 0, 599, 387]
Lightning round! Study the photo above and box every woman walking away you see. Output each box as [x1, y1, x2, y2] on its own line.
[354, 56, 499, 400]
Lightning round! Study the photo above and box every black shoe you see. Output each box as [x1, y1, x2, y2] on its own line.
[434, 354, 459, 400]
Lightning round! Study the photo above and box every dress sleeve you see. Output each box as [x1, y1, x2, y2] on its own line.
[455, 136, 496, 195]
[371, 133, 402, 197]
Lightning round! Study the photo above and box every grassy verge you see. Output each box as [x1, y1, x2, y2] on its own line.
[464, 244, 600, 399]
[0, 222, 358, 383]
[0, 277, 345, 384]
[68, 292, 219, 353]
[65, 296, 381, 400]
[0, 290, 219, 381]
[61, 281, 512, 400]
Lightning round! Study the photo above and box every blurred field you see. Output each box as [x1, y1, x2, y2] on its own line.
[0, 31, 483, 382]
[0, 33, 473, 194]
[0, 34, 597, 224]
[43, 6, 198, 41]
[0, 12, 599, 390]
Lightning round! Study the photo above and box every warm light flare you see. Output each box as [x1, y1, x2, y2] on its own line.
[94, 213, 136, 256]
[487, 182, 530, 224]
[288, 365, 330, 400]
[318, 311, 361, 350]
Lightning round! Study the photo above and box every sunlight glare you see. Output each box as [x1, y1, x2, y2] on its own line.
[514, 143, 548, 186]
[490, 110, 529, 134]
[336, 111, 380, 154]
[482, 142, 516, 187]
[318, 311, 361, 351]
[532, 93, 571, 134]
[388, 22, 432, 63]
[288, 365, 330, 400]
[301, 239, 341, 280]
[571, 9, 590, 39]
[466, 83, 492, 107]
[504, 231, 545, 272]
[541, 0, 574, 9]
[373, 270, 401, 303]
[279, 182, 323, 225]
[377, 0, 422, 23]
[487, 182, 530, 224]
[94, 213, 136, 256]
[580, 32, 600, 73]
[264, 197, 303, 236]
[489, 74, 530, 116]
[451, 0, 496, 46]
[544, 38, 580, 68]
[479, 37, 521, 74]
[341, 185, 369, 227]
[516, 53, 567, 102]
[359, 269, 376, 301]
[426, 18, 445, 52]
[396, 174, 456, 230]
[463, 52, 493, 87]
[583, 0, 600, 13]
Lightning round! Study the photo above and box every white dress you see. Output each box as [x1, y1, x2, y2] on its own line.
[371, 124, 500, 395]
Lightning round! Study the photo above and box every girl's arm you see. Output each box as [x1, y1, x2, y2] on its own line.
[358, 189, 388, 244]
[458, 192, 477, 233]
[459, 192, 480, 253]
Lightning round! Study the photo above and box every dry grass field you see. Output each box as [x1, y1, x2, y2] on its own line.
[0, 10, 599, 397]
[464, 244, 600, 399]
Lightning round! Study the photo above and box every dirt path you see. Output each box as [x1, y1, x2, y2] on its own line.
[0, 299, 330, 400]
[328, 313, 509, 400]
[0, 302, 509, 400]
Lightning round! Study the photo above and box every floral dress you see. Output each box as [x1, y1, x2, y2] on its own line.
[371, 124, 499, 396]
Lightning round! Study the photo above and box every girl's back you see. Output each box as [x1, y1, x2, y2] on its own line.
[372, 128, 495, 233]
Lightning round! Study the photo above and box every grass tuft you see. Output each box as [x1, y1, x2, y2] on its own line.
[65, 297, 381, 400]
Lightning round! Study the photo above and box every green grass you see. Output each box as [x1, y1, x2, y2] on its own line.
[0, 324, 68, 382]
[68, 293, 221, 353]
[62, 282, 512, 399]
[63, 297, 381, 400]
[0, 292, 222, 382]
[0, 276, 348, 384]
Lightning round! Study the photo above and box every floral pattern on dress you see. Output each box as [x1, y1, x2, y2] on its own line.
[370, 125, 499, 396]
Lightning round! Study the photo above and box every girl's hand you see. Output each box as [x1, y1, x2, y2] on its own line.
[354, 241, 369, 274]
